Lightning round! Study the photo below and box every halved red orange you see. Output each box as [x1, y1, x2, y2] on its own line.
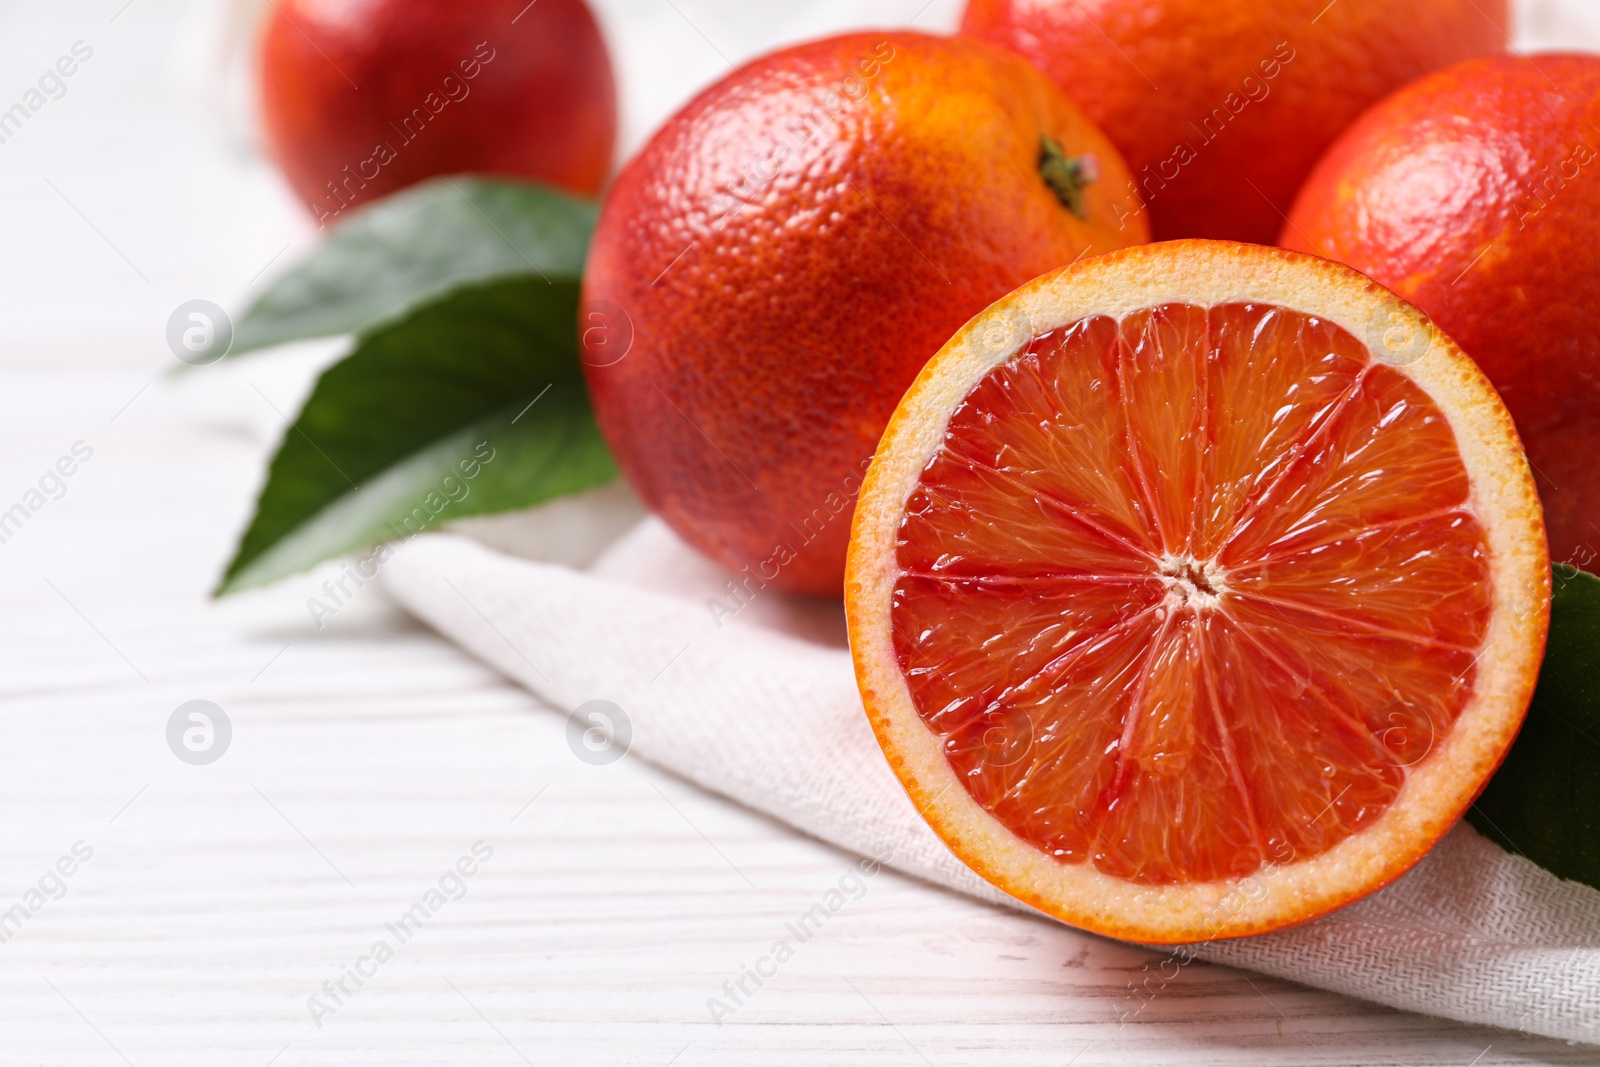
[846, 241, 1549, 943]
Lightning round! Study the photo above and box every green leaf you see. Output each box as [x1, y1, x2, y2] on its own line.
[230, 177, 597, 355]
[217, 275, 616, 594]
[1467, 566, 1600, 889]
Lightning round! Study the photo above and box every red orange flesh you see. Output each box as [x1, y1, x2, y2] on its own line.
[848, 242, 1548, 941]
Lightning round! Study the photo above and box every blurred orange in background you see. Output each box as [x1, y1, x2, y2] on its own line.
[257, 0, 616, 224]
[1285, 52, 1600, 570]
[960, 0, 1509, 243]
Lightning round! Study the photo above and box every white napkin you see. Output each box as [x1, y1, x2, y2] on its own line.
[384, 516, 1600, 1045]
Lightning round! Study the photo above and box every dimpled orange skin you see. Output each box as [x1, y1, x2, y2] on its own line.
[1283, 54, 1600, 569]
[581, 32, 1149, 596]
[959, 0, 1507, 243]
[258, 0, 616, 219]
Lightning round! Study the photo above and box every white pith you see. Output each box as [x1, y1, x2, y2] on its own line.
[1158, 554, 1227, 610]
[846, 241, 1550, 944]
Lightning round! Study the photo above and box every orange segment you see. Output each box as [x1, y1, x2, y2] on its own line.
[1194, 305, 1369, 556]
[848, 241, 1549, 942]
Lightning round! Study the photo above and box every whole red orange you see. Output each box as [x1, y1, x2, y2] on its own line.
[582, 31, 1148, 596]
[959, 0, 1508, 243]
[258, 0, 615, 224]
[1283, 53, 1600, 569]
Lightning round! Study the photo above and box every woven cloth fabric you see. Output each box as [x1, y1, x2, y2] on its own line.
[385, 518, 1600, 1044]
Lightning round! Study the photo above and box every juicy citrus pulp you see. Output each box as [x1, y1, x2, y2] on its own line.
[847, 242, 1549, 942]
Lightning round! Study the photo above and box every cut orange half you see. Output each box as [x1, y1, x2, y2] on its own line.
[846, 241, 1550, 943]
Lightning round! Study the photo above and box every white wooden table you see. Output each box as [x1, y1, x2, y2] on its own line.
[0, 2, 1596, 1063]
